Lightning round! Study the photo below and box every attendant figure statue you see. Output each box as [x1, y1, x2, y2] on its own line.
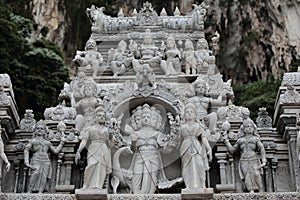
[195, 37, 210, 73]
[132, 29, 161, 72]
[24, 120, 65, 193]
[109, 40, 134, 77]
[183, 39, 197, 75]
[179, 103, 212, 189]
[73, 39, 104, 78]
[0, 129, 10, 193]
[223, 118, 266, 193]
[189, 78, 222, 135]
[69, 79, 103, 134]
[161, 37, 182, 75]
[75, 106, 114, 189]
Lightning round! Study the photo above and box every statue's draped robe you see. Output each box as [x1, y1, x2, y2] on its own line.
[130, 131, 168, 194]
[27, 139, 52, 192]
[82, 125, 111, 189]
[180, 123, 209, 188]
[238, 136, 263, 191]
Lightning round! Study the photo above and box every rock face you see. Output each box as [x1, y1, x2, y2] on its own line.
[203, 0, 300, 83]
[31, 0, 66, 47]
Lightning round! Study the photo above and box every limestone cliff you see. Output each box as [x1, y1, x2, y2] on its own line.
[30, 0, 66, 47]
[202, 0, 300, 83]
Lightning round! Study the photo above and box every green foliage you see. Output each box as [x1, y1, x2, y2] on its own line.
[40, 26, 49, 37]
[233, 80, 281, 120]
[290, 58, 300, 72]
[0, 2, 69, 120]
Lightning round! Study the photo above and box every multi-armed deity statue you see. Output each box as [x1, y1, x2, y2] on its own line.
[2, 1, 298, 199]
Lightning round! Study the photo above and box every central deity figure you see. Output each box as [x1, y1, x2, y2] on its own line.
[112, 104, 180, 194]
[130, 104, 169, 194]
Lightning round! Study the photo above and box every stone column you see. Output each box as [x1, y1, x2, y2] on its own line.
[216, 153, 235, 192]
[288, 134, 298, 191]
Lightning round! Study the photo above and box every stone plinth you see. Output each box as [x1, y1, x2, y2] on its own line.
[181, 188, 214, 199]
[75, 188, 107, 200]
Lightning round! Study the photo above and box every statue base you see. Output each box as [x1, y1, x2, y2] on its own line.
[181, 188, 214, 199]
[75, 188, 107, 199]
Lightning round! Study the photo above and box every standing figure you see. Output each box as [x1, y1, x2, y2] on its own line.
[223, 118, 266, 193]
[130, 104, 168, 194]
[183, 39, 197, 75]
[0, 129, 10, 192]
[75, 106, 114, 189]
[69, 79, 103, 134]
[179, 103, 212, 189]
[24, 120, 65, 193]
[189, 78, 222, 135]
[161, 37, 182, 75]
[73, 39, 104, 78]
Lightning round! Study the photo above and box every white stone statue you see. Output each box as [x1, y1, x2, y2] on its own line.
[20, 109, 36, 132]
[24, 120, 65, 193]
[189, 78, 223, 136]
[69, 79, 103, 134]
[192, 2, 209, 31]
[73, 39, 104, 78]
[86, 5, 107, 33]
[75, 106, 114, 189]
[109, 40, 134, 77]
[195, 37, 211, 73]
[183, 39, 197, 75]
[132, 29, 162, 72]
[0, 129, 10, 193]
[112, 104, 181, 194]
[161, 36, 182, 75]
[178, 102, 212, 189]
[222, 118, 266, 193]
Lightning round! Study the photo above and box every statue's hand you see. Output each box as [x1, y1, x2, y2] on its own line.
[27, 164, 37, 170]
[6, 162, 10, 172]
[207, 150, 212, 162]
[61, 135, 67, 143]
[75, 151, 81, 165]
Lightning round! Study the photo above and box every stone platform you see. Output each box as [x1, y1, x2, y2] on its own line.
[1, 192, 299, 200]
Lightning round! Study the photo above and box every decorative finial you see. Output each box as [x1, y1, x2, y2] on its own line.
[174, 7, 181, 16]
[118, 8, 124, 17]
[160, 8, 168, 16]
[132, 8, 138, 17]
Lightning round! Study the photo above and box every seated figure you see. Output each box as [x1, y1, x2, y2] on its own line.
[161, 36, 182, 75]
[73, 39, 104, 78]
[132, 29, 162, 73]
[109, 40, 134, 76]
[195, 37, 211, 73]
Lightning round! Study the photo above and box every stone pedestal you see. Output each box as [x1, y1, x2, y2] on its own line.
[75, 188, 107, 199]
[181, 188, 214, 199]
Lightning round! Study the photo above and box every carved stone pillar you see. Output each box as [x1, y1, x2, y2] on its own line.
[55, 153, 75, 193]
[215, 153, 235, 192]
[288, 134, 298, 191]
[13, 161, 19, 193]
[271, 158, 278, 192]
